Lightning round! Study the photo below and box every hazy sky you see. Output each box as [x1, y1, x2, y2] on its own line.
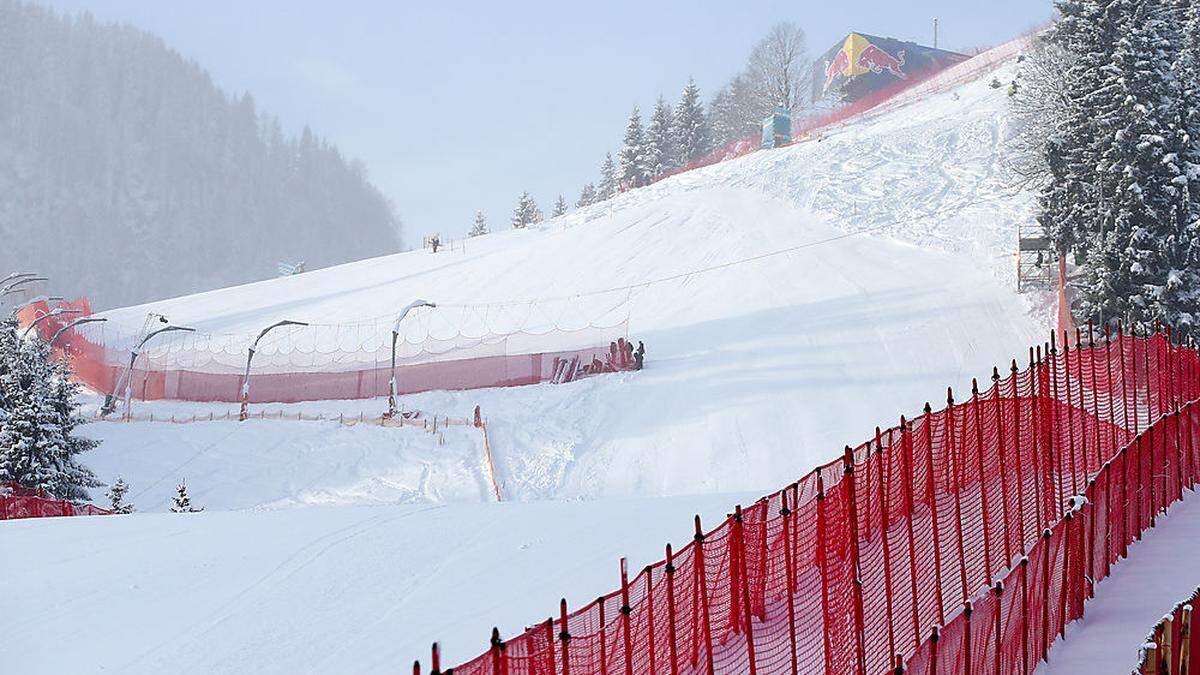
[43, 0, 1055, 246]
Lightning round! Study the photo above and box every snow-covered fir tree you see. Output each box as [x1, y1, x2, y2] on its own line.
[674, 78, 709, 166]
[552, 194, 568, 218]
[1171, 0, 1200, 299]
[170, 481, 203, 513]
[1039, 0, 1110, 259]
[1039, 0, 1200, 330]
[619, 106, 648, 188]
[511, 192, 543, 229]
[597, 153, 618, 200]
[468, 210, 488, 237]
[643, 96, 677, 179]
[107, 477, 134, 514]
[0, 320, 100, 501]
[576, 183, 598, 208]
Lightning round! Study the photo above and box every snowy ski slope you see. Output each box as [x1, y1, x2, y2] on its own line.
[78, 56, 1044, 506]
[4, 46, 1056, 673]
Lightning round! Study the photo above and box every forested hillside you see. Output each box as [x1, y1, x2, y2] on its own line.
[0, 1, 401, 309]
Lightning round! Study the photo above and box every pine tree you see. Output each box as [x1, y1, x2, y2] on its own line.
[107, 477, 134, 514]
[1045, 0, 1199, 330]
[576, 183, 598, 208]
[0, 322, 100, 501]
[674, 78, 709, 166]
[468, 210, 488, 237]
[644, 96, 677, 179]
[44, 351, 102, 501]
[709, 73, 767, 149]
[511, 192, 543, 229]
[597, 153, 618, 200]
[170, 480, 203, 512]
[1039, 0, 1110, 260]
[1166, 0, 1200, 326]
[619, 106, 648, 188]
[552, 194, 568, 218]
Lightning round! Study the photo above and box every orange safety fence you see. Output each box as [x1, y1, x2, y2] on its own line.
[431, 325, 1200, 675]
[21, 298, 638, 404]
[0, 482, 112, 520]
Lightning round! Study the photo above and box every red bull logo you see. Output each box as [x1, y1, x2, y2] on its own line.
[856, 45, 907, 79]
[822, 33, 909, 93]
[823, 49, 851, 91]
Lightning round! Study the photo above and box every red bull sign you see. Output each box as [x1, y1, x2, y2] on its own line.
[815, 32, 967, 103]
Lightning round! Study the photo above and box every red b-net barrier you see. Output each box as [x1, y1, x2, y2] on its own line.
[0, 482, 112, 520]
[444, 327, 1200, 675]
[25, 294, 636, 404]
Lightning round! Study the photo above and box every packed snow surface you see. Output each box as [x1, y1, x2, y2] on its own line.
[1036, 490, 1200, 674]
[13, 48, 1057, 673]
[84, 56, 1043, 505]
[1, 493, 754, 673]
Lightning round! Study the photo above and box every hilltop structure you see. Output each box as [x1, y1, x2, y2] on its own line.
[813, 32, 969, 103]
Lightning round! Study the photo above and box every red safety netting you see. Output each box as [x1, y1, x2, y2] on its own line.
[440, 326, 1200, 675]
[0, 482, 112, 520]
[23, 296, 638, 404]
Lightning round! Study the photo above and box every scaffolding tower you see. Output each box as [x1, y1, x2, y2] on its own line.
[1016, 225, 1056, 292]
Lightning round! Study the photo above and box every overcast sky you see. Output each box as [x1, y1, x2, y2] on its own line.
[42, 0, 1055, 247]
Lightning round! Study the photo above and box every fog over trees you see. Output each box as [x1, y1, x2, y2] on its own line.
[0, 1, 402, 309]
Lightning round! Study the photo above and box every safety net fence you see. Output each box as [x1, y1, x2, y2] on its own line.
[1135, 586, 1200, 675]
[23, 294, 635, 404]
[430, 326, 1200, 675]
[0, 482, 112, 520]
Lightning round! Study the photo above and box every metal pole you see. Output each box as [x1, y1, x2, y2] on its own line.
[388, 300, 435, 417]
[239, 320, 308, 421]
[120, 324, 196, 420]
[49, 317, 106, 346]
[21, 308, 81, 339]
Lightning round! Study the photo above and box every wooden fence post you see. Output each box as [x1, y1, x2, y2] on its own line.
[963, 602, 974, 675]
[545, 618, 556, 675]
[560, 599, 571, 675]
[1163, 615, 1175, 675]
[972, 379, 994, 584]
[693, 516, 715, 674]
[1019, 556, 1031, 675]
[780, 490, 800, 675]
[992, 366, 1014, 565]
[817, 476, 835, 674]
[876, 439, 898, 662]
[993, 582, 1003, 675]
[664, 544, 679, 675]
[620, 558, 634, 675]
[1041, 529, 1051, 662]
[930, 626, 940, 675]
[902, 416, 923, 650]
[844, 446, 868, 674]
[734, 505, 758, 674]
[922, 403, 947, 625]
[1181, 605, 1193, 675]
[490, 627, 507, 675]
[946, 388, 970, 607]
[645, 565, 657, 675]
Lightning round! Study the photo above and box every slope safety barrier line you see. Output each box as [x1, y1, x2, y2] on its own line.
[436, 324, 1199, 675]
[20, 298, 639, 405]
